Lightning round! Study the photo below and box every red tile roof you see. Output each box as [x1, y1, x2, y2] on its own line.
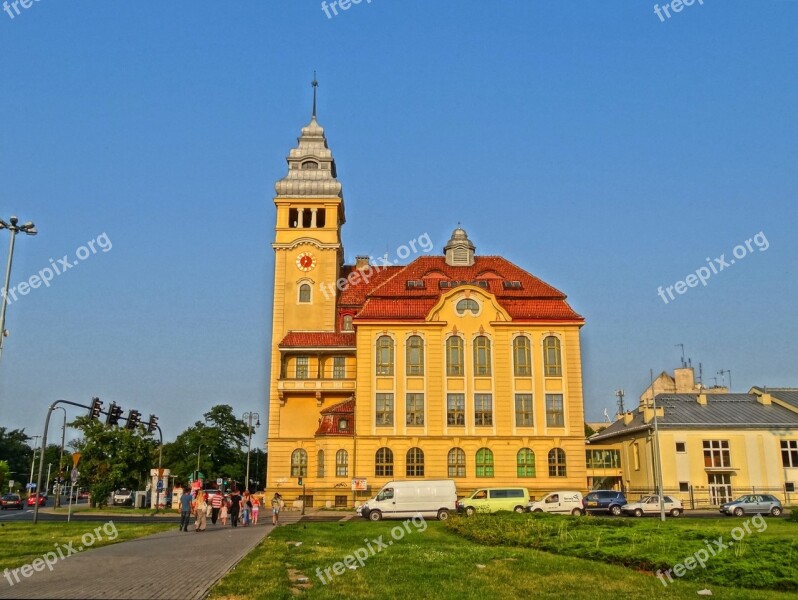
[315, 399, 355, 436]
[278, 332, 356, 348]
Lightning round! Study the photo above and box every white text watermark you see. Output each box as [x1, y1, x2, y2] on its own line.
[654, 0, 704, 23]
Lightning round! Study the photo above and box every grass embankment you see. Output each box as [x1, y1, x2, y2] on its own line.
[0, 522, 175, 571]
[50, 505, 179, 516]
[210, 520, 796, 600]
[445, 513, 798, 592]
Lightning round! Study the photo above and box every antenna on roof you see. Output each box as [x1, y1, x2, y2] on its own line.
[675, 344, 686, 368]
[615, 389, 625, 414]
[698, 362, 704, 386]
[718, 369, 732, 392]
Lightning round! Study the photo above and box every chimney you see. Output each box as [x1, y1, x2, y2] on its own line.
[623, 412, 634, 425]
[756, 392, 772, 406]
[355, 256, 370, 269]
[697, 393, 708, 406]
[674, 367, 696, 392]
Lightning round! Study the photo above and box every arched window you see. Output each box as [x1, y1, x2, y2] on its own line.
[473, 336, 491, 376]
[342, 315, 354, 331]
[406, 335, 424, 375]
[446, 336, 464, 376]
[448, 447, 466, 478]
[548, 448, 567, 477]
[543, 336, 562, 377]
[406, 447, 424, 477]
[298, 283, 311, 303]
[336, 449, 348, 477]
[301, 160, 319, 170]
[375, 447, 394, 477]
[317, 450, 325, 477]
[376, 336, 394, 376]
[455, 298, 479, 315]
[513, 336, 531, 377]
[517, 448, 536, 477]
[475, 448, 494, 478]
[290, 449, 308, 477]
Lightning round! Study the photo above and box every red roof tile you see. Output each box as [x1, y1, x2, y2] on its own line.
[315, 399, 355, 436]
[278, 332, 356, 348]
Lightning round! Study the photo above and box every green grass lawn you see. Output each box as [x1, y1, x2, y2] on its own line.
[0, 522, 175, 572]
[209, 519, 798, 600]
[50, 505, 180, 516]
[445, 512, 798, 592]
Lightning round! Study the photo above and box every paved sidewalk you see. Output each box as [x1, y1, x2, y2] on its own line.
[0, 514, 301, 599]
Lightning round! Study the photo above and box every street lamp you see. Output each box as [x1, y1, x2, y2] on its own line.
[28, 434, 41, 495]
[243, 412, 260, 493]
[53, 407, 67, 508]
[0, 216, 37, 363]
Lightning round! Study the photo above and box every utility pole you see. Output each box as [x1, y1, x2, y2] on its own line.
[650, 370, 666, 522]
[28, 434, 41, 494]
[0, 216, 37, 364]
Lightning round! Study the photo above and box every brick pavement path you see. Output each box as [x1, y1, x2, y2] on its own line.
[0, 513, 302, 599]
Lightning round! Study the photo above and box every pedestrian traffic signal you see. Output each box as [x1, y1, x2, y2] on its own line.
[146, 414, 158, 433]
[106, 402, 124, 426]
[297, 477, 303, 486]
[89, 397, 103, 419]
[125, 409, 141, 430]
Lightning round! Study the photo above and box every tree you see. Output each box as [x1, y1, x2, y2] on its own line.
[0, 427, 33, 482]
[69, 417, 157, 507]
[0, 460, 10, 491]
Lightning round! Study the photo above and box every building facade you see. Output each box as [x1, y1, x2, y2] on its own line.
[265, 110, 588, 507]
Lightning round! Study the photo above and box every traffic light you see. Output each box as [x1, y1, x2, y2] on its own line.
[297, 477, 303, 486]
[146, 414, 158, 433]
[125, 409, 141, 430]
[89, 397, 103, 419]
[106, 402, 124, 426]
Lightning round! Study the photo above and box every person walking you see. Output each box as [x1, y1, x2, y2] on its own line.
[179, 487, 193, 532]
[271, 492, 283, 526]
[251, 494, 260, 525]
[229, 489, 241, 527]
[195, 491, 208, 532]
[210, 491, 223, 525]
[241, 491, 252, 526]
[220, 495, 229, 526]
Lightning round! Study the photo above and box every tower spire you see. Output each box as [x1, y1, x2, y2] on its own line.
[311, 72, 318, 119]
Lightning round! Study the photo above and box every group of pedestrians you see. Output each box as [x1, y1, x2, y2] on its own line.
[179, 488, 280, 532]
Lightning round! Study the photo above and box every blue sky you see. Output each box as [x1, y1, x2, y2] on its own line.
[1, 1, 796, 447]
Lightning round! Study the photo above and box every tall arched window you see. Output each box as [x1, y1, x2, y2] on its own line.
[446, 336, 464, 376]
[406, 335, 424, 375]
[375, 447, 394, 477]
[517, 448, 536, 477]
[290, 449, 308, 477]
[406, 447, 425, 477]
[448, 447, 466, 477]
[473, 336, 491, 376]
[543, 336, 562, 377]
[298, 283, 311, 303]
[475, 448, 494, 478]
[317, 450, 325, 477]
[376, 335, 394, 376]
[513, 336, 531, 377]
[548, 448, 567, 477]
[336, 449, 348, 477]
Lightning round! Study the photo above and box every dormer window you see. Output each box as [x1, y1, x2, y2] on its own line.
[406, 280, 425, 289]
[338, 418, 349, 430]
[301, 160, 319, 170]
[456, 298, 480, 315]
[502, 280, 522, 289]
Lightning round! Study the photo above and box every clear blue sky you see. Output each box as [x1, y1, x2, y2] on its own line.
[1, 1, 796, 447]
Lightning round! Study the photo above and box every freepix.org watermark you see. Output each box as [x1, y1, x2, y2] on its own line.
[3, 521, 118, 587]
[319, 232, 432, 301]
[654, 0, 704, 23]
[1, 232, 112, 306]
[321, 0, 372, 20]
[657, 513, 767, 587]
[316, 514, 427, 585]
[657, 231, 768, 305]
[3, 0, 42, 20]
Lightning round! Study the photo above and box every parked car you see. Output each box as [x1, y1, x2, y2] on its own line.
[622, 495, 682, 517]
[26, 493, 47, 507]
[78, 489, 91, 500]
[1, 494, 23, 510]
[583, 490, 627, 516]
[527, 491, 584, 515]
[719, 494, 783, 517]
[356, 479, 457, 521]
[113, 488, 135, 506]
[457, 487, 530, 516]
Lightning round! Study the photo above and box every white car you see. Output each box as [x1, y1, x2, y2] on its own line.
[527, 491, 584, 516]
[621, 495, 683, 517]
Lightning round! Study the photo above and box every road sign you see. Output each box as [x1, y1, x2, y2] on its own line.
[70, 468, 79, 485]
[351, 478, 367, 491]
[72, 453, 81, 467]
[156, 480, 163, 491]
[26, 482, 36, 490]
[217, 478, 222, 486]
[8, 480, 13, 488]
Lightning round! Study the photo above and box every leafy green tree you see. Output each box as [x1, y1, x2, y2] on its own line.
[0, 460, 10, 491]
[69, 417, 157, 507]
[0, 427, 33, 483]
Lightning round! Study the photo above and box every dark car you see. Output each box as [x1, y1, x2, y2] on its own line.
[1, 494, 23, 510]
[26, 493, 47, 507]
[583, 490, 627, 516]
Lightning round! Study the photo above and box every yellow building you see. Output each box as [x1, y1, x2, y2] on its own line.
[266, 105, 588, 507]
[589, 373, 798, 508]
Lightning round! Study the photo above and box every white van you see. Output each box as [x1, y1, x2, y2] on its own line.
[527, 491, 584, 515]
[356, 479, 457, 521]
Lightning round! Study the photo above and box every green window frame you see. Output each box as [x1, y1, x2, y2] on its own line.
[517, 448, 536, 477]
[475, 447, 494, 478]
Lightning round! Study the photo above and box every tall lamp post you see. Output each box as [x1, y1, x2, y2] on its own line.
[242, 412, 260, 494]
[0, 216, 37, 363]
[53, 407, 67, 508]
[28, 434, 41, 495]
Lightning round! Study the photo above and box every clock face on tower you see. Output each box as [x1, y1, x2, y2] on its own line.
[296, 252, 316, 272]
